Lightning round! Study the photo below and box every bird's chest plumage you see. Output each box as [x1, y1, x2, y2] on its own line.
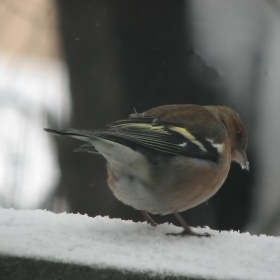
[105, 143, 231, 215]
[106, 151, 162, 213]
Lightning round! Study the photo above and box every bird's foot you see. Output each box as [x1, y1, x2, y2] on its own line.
[169, 212, 211, 237]
[148, 220, 158, 227]
[167, 228, 211, 237]
[141, 210, 157, 227]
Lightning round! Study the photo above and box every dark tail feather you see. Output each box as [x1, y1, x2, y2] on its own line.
[44, 128, 100, 144]
[74, 143, 99, 154]
[44, 128, 67, 136]
[44, 128, 87, 137]
[45, 128, 100, 154]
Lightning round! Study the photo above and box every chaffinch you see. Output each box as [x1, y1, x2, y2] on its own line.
[46, 104, 249, 237]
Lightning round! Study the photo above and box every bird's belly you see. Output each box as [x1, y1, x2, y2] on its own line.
[107, 167, 171, 214]
[107, 161, 230, 215]
[104, 144, 231, 215]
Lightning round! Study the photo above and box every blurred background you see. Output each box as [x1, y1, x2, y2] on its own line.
[1, 0, 280, 236]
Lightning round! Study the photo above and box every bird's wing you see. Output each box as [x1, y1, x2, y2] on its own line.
[105, 118, 221, 162]
[45, 104, 227, 162]
[46, 119, 221, 163]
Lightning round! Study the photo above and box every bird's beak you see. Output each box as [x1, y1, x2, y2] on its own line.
[233, 148, 249, 171]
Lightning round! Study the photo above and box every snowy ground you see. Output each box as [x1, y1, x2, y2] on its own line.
[0, 208, 279, 280]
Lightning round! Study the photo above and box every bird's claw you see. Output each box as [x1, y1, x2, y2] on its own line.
[167, 229, 211, 237]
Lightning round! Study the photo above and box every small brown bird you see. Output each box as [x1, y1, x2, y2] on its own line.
[45, 104, 249, 237]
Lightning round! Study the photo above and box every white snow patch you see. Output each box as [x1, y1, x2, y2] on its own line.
[0, 208, 279, 279]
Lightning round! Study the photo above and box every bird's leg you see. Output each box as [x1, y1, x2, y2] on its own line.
[141, 210, 157, 227]
[168, 212, 211, 237]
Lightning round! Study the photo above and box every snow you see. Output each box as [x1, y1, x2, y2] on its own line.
[0, 208, 279, 280]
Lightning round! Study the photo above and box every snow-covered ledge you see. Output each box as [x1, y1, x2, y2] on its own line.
[0, 209, 279, 280]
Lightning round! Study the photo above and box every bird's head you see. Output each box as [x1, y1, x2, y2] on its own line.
[219, 106, 249, 171]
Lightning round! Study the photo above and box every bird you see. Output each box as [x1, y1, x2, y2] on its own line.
[45, 104, 249, 237]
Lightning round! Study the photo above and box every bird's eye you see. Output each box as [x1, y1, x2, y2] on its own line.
[236, 130, 243, 140]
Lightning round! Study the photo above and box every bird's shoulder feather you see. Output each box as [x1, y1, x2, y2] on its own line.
[102, 105, 227, 162]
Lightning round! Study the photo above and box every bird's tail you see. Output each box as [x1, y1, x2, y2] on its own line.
[44, 128, 99, 141]
[44, 128, 102, 153]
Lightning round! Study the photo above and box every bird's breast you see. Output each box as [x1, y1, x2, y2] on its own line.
[102, 141, 231, 215]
